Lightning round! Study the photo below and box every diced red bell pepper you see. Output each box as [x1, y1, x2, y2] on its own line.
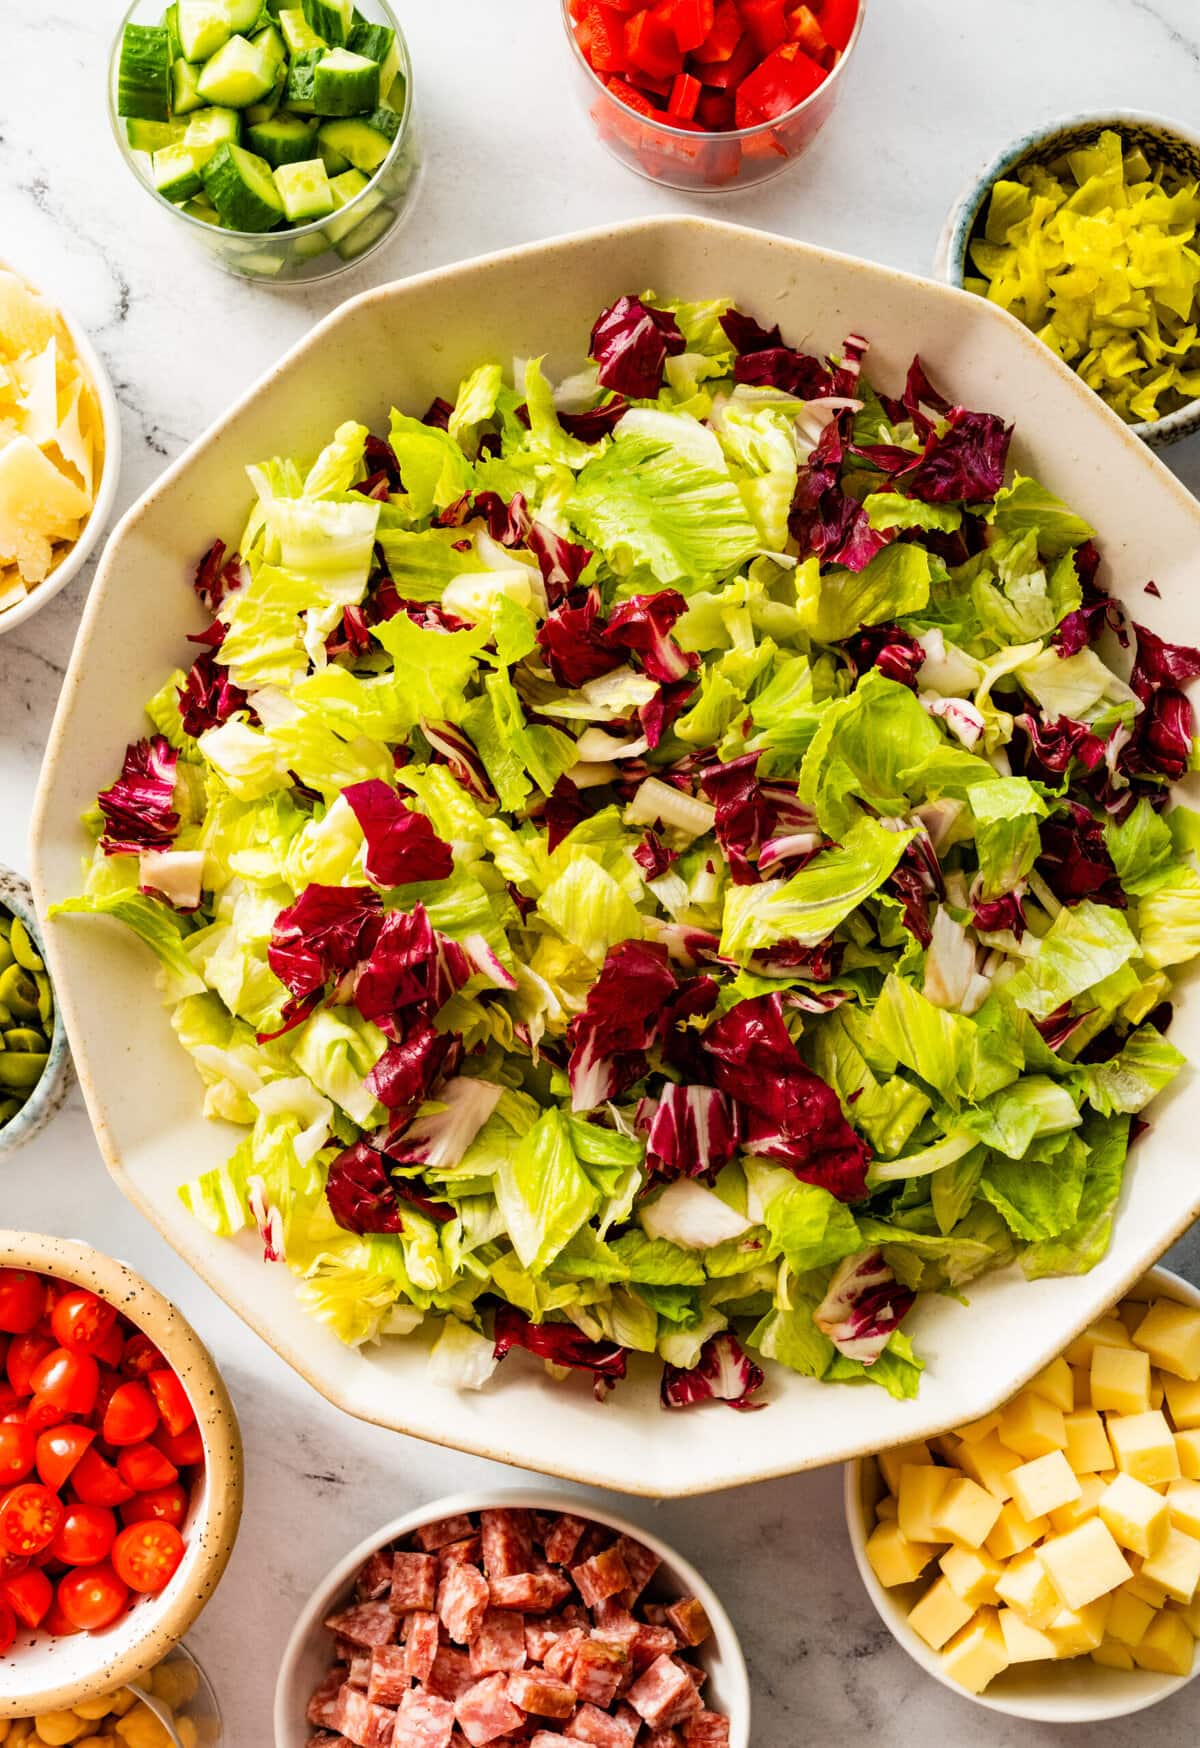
[660, 0, 714, 50]
[608, 0, 655, 9]
[786, 3, 828, 55]
[587, 2, 632, 71]
[739, 0, 787, 54]
[733, 41, 826, 126]
[667, 70, 702, 119]
[689, 30, 756, 88]
[607, 75, 661, 118]
[696, 87, 736, 129]
[626, 65, 675, 95]
[693, 0, 742, 59]
[814, 0, 857, 49]
[569, 0, 589, 19]
[625, 6, 685, 78]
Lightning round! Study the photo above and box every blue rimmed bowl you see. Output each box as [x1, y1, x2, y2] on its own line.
[0, 867, 72, 1161]
[934, 110, 1200, 449]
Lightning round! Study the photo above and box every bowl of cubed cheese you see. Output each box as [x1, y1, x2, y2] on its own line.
[845, 1266, 1200, 1722]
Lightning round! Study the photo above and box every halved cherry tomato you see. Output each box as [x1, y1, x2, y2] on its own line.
[36, 1424, 95, 1492]
[52, 1503, 116, 1568]
[0, 1270, 45, 1336]
[50, 1290, 119, 1358]
[112, 1520, 184, 1594]
[22, 1395, 69, 1437]
[0, 1423, 35, 1486]
[120, 1334, 164, 1380]
[120, 1484, 188, 1530]
[0, 1599, 14, 1654]
[1, 1564, 51, 1629]
[6, 1334, 53, 1398]
[41, 1597, 82, 1636]
[0, 1384, 18, 1419]
[154, 1422, 204, 1469]
[57, 1562, 128, 1630]
[29, 1349, 99, 1418]
[69, 1447, 134, 1509]
[146, 1371, 194, 1438]
[116, 1442, 177, 1493]
[0, 1483, 64, 1557]
[102, 1382, 158, 1448]
[92, 1322, 126, 1369]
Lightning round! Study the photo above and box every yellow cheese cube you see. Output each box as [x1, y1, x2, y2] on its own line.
[1170, 1593, 1200, 1636]
[998, 1390, 1068, 1459]
[1039, 1518, 1133, 1610]
[1091, 1345, 1151, 1416]
[1175, 1429, 1200, 1480]
[1132, 1609, 1196, 1676]
[1010, 1450, 1081, 1521]
[929, 1434, 961, 1464]
[1108, 1411, 1182, 1486]
[1120, 1299, 1147, 1337]
[956, 1433, 1021, 1503]
[1140, 1527, 1200, 1603]
[994, 1550, 1060, 1628]
[865, 1519, 938, 1589]
[1064, 1409, 1113, 1475]
[878, 1440, 932, 1495]
[1064, 1317, 1134, 1366]
[1151, 1376, 1165, 1410]
[1092, 1639, 1135, 1669]
[1047, 1596, 1112, 1655]
[940, 1607, 1010, 1694]
[1163, 1374, 1200, 1431]
[1099, 1472, 1170, 1558]
[875, 1494, 897, 1522]
[908, 1576, 975, 1649]
[1049, 1472, 1108, 1534]
[1028, 1356, 1074, 1413]
[955, 1411, 1002, 1446]
[1123, 1567, 1169, 1608]
[931, 1476, 1003, 1549]
[986, 1500, 1050, 1561]
[1106, 1587, 1155, 1647]
[1071, 1366, 1092, 1409]
[1133, 1300, 1200, 1382]
[939, 1544, 1004, 1608]
[999, 1607, 1059, 1663]
[898, 1464, 950, 1545]
[1167, 1480, 1200, 1539]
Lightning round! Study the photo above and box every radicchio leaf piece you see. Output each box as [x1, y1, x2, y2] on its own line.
[814, 1249, 915, 1365]
[566, 940, 679, 1111]
[589, 295, 685, 399]
[343, 779, 454, 887]
[98, 736, 180, 857]
[493, 1303, 627, 1396]
[325, 1139, 403, 1235]
[660, 1332, 765, 1412]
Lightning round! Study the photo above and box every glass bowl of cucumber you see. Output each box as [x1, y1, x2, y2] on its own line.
[108, 0, 422, 285]
[0, 868, 71, 1163]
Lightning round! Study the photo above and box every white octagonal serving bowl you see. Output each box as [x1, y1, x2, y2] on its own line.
[29, 216, 1200, 1497]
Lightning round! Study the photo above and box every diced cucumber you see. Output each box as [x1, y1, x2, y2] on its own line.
[311, 46, 378, 116]
[177, 0, 232, 61]
[117, 23, 173, 122]
[183, 195, 222, 224]
[362, 103, 401, 144]
[152, 143, 204, 201]
[246, 112, 317, 165]
[227, 248, 287, 278]
[244, 72, 285, 124]
[201, 140, 285, 230]
[301, 0, 353, 46]
[333, 201, 393, 261]
[171, 57, 206, 113]
[316, 134, 350, 174]
[184, 105, 242, 166]
[225, 0, 265, 29]
[278, 7, 324, 54]
[126, 116, 186, 152]
[197, 34, 277, 107]
[289, 224, 333, 259]
[161, 3, 183, 57]
[347, 19, 400, 102]
[274, 156, 334, 220]
[322, 164, 381, 244]
[316, 114, 391, 173]
[251, 20, 286, 70]
[285, 48, 320, 112]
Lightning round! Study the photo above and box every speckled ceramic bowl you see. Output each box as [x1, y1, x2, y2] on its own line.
[935, 111, 1200, 448]
[0, 1231, 243, 1719]
[0, 868, 72, 1162]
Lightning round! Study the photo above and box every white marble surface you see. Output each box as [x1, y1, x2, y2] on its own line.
[4, 0, 1200, 1741]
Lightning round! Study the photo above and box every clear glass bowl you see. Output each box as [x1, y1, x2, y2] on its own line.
[131, 1642, 224, 1747]
[108, 0, 422, 285]
[560, 0, 867, 191]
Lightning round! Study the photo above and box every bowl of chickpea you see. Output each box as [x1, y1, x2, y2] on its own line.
[0, 1642, 220, 1748]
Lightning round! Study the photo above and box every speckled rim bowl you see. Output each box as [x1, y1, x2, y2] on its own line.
[844, 1265, 1200, 1724]
[0, 867, 72, 1162]
[0, 1231, 243, 1719]
[934, 110, 1200, 449]
[273, 1488, 751, 1748]
[0, 260, 122, 637]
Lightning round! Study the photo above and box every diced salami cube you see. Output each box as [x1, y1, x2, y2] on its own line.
[661, 1682, 705, 1730]
[592, 1598, 639, 1642]
[306, 1735, 348, 1748]
[469, 1608, 528, 1675]
[391, 1551, 439, 1612]
[307, 1667, 346, 1728]
[480, 1508, 533, 1579]
[572, 1546, 632, 1610]
[570, 1639, 629, 1709]
[505, 1670, 577, 1719]
[643, 1734, 682, 1748]
[627, 1657, 703, 1729]
[542, 1513, 588, 1567]
[666, 1598, 712, 1648]
[612, 1534, 660, 1604]
[573, 1524, 612, 1566]
[427, 1645, 475, 1702]
[525, 1619, 560, 1662]
[393, 1688, 456, 1748]
[489, 1571, 572, 1612]
[529, 1737, 573, 1748]
[357, 1550, 396, 1601]
[642, 1604, 671, 1629]
[439, 1536, 482, 1578]
[615, 1704, 644, 1743]
[632, 1623, 678, 1672]
[331, 1684, 397, 1748]
[416, 1513, 478, 1551]
[681, 1715, 730, 1747]
[348, 1657, 370, 1691]
[564, 1701, 638, 1746]
[325, 1601, 398, 1650]
[366, 1643, 409, 1707]
[335, 1638, 361, 1664]
[454, 1673, 524, 1746]
[405, 1611, 441, 1684]
[439, 1563, 491, 1644]
[542, 1627, 587, 1681]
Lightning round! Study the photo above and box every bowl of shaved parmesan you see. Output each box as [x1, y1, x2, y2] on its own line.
[0, 262, 121, 634]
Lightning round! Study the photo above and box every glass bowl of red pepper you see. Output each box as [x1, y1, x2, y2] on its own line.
[562, 0, 865, 190]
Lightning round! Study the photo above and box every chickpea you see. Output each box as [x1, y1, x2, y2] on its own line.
[114, 1705, 172, 1748]
[75, 1739, 119, 1748]
[8, 1725, 35, 1748]
[0, 1720, 11, 1742]
[68, 1702, 116, 1725]
[147, 1664, 196, 1712]
[32, 1712, 87, 1746]
[101, 1700, 134, 1724]
[172, 1721, 197, 1748]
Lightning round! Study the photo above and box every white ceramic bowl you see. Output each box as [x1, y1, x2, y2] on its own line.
[0, 261, 121, 637]
[0, 1231, 243, 1718]
[273, 1489, 751, 1748]
[29, 215, 1200, 1496]
[844, 1265, 1200, 1724]
[0, 866, 72, 1162]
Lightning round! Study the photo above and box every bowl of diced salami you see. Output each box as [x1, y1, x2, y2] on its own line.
[275, 1491, 750, 1748]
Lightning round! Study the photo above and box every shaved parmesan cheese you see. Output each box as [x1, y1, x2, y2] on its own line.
[15, 338, 58, 445]
[0, 272, 56, 353]
[0, 435, 91, 583]
[53, 381, 95, 497]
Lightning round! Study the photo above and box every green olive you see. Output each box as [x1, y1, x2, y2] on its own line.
[0, 1003, 10, 1029]
[35, 971, 53, 1028]
[0, 1051, 47, 1091]
[0, 1097, 20, 1125]
[0, 937, 13, 974]
[4, 1028, 46, 1053]
[0, 964, 39, 1022]
[9, 918, 43, 972]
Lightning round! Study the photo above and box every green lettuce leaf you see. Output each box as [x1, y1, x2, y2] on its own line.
[720, 818, 913, 958]
[1005, 899, 1139, 1020]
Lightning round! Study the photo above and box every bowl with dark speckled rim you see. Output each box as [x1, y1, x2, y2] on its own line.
[0, 867, 72, 1162]
[0, 1230, 243, 1718]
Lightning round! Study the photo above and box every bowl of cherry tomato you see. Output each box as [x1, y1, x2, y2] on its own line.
[0, 1232, 242, 1719]
[562, 0, 866, 190]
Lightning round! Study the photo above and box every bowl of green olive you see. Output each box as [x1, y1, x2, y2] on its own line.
[0, 869, 70, 1160]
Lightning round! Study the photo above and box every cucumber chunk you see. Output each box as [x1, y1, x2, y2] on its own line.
[201, 140, 285, 230]
[245, 75, 286, 124]
[183, 194, 221, 224]
[246, 112, 318, 165]
[316, 114, 391, 173]
[184, 104, 242, 166]
[347, 19, 400, 102]
[333, 201, 393, 261]
[311, 46, 379, 116]
[161, 3, 183, 57]
[362, 103, 401, 144]
[171, 57, 206, 113]
[117, 24, 173, 122]
[152, 143, 204, 201]
[225, 0, 265, 29]
[197, 34, 278, 107]
[251, 20, 286, 70]
[301, 0, 353, 46]
[274, 156, 334, 220]
[322, 164, 377, 243]
[285, 48, 320, 112]
[177, 0, 232, 61]
[316, 134, 350, 174]
[277, 6, 324, 54]
[126, 116, 187, 152]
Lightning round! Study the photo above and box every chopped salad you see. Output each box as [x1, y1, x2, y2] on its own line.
[58, 291, 1200, 1410]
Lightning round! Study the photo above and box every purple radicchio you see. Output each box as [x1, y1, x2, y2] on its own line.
[493, 1303, 627, 1398]
[660, 1332, 765, 1412]
[589, 295, 685, 399]
[566, 939, 679, 1112]
[814, 1250, 915, 1365]
[98, 736, 180, 857]
[343, 779, 454, 887]
[646, 1084, 740, 1179]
